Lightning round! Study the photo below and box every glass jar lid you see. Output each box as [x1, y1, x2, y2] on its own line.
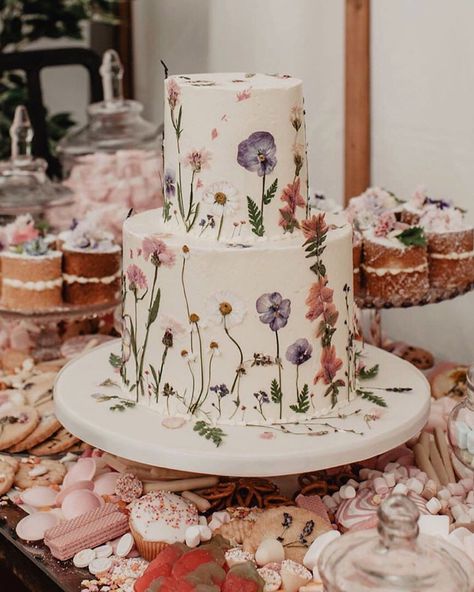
[58, 50, 158, 157]
[0, 106, 70, 215]
[318, 495, 474, 591]
[448, 363, 474, 470]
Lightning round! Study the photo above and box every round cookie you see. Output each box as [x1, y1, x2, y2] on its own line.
[0, 454, 20, 473]
[0, 406, 39, 451]
[29, 428, 80, 456]
[23, 372, 56, 406]
[0, 459, 15, 495]
[14, 459, 66, 489]
[399, 345, 434, 370]
[9, 401, 61, 453]
[0, 389, 25, 412]
[243, 506, 332, 564]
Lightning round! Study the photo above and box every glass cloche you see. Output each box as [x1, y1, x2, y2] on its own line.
[0, 106, 69, 218]
[58, 49, 160, 176]
[318, 494, 474, 592]
[448, 364, 474, 471]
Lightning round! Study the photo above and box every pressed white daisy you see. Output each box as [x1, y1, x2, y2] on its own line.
[203, 182, 240, 240]
[206, 290, 247, 329]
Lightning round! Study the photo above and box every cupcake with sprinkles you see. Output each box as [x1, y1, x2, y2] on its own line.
[128, 490, 199, 560]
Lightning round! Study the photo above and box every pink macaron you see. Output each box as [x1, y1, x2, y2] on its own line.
[16, 512, 59, 541]
[61, 489, 104, 520]
[55, 480, 94, 506]
[63, 458, 96, 488]
[21, 486, 58, 508]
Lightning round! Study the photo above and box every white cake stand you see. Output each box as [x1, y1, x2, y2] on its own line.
[54, 340, 430, 477]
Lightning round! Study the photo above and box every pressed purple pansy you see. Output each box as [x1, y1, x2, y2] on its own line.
[286, 338, 313, 366]
[256, 292, 291, 331]
[237, 131, 277, 177]
[164, 169, 176, 197]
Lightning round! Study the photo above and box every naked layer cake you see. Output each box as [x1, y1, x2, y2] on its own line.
[61, 220, 121, 305]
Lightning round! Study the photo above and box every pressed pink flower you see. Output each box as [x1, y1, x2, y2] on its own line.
[314, 346, 343, 385]
[183, 148, 212, 173]
[10, 224, 39, 246]
[280, 178, 305, 210]
[167, 78, 180, 110]
[260, 431, 276, 440]
[236, 88, 252, 102]
[290, 105, 303, 130]
[126, 264, 147, 291]
[301, 213, 329, 241]
[211, 128, 218, 140]
[305, 279, 334, 321]
[374, 211, 397, 237]
[278, 205, 298, 231]
[142, 236, 175, 267]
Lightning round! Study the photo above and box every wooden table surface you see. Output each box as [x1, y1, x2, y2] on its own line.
[0, 502, 87, 592]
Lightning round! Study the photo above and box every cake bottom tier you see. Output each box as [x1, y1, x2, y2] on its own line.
[121, 210, 356, 426]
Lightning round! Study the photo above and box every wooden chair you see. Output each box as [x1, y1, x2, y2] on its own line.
[0, 47, 103, 178]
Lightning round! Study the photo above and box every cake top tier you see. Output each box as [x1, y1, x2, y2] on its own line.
[163, 72, 308, 242]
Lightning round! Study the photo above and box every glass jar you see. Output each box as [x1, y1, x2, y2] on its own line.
[56, 50, 162, 237]
[448, 364, 474, 471]
[318, 494, 474, 591]
[0, 105, 69, 220]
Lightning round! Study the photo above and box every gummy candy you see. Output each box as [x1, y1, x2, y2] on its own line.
[222, 563, 265, 592]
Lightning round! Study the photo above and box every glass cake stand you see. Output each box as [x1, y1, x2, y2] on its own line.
[0, 300, 119, 361]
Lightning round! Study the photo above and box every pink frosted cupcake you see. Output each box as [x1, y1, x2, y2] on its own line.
[129, 491, 198, 560]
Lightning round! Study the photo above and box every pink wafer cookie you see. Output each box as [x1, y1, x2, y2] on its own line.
[44, 503, 128, 560]
[295, 494, 331, 524]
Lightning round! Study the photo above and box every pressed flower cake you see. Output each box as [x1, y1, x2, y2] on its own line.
[119, 73, 358, 426]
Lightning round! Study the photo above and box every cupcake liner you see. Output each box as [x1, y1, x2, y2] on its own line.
[129, 521, 169, 561]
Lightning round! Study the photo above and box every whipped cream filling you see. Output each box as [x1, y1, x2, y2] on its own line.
[63, 271, 120, 285]
[430, 250, 474, 260]
[3, 277, 62, 291]
[362, 263, 428, 276]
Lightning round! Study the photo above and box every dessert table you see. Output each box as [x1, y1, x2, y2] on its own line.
[0, 503, 84, 592]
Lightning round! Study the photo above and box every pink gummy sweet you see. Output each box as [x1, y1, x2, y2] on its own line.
[16, 512, 59, 541]
[61, 489, 104, 519]
[63, 458, 97, 488]
[55, 480, 94, 506]
[295, 494, 331, 524]
[94, 472, 121, 496]
[21, 486, 58, 508]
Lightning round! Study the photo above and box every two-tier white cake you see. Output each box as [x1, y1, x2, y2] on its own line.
[121, 73, 356, 426]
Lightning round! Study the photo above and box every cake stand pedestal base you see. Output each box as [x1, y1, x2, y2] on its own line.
[54, 340, 431, 477]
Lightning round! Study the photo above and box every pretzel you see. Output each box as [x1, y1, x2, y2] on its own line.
[234, 478, 278, 508]
[299, 480, 329, 497]
[263, 494, 296, 508]
[298, 471, 324, 489]
[196, 481, 236, 512]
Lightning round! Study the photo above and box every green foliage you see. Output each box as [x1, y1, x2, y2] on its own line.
[395, 226, 427, 247]
[263, 178, 278, 205]
[193, 420, 226, 447]
[290, 383, 310, 414]
[270, 378, 283, 405]
[109, 352, 122, 368]
[358, 363, 379, 380]
[247, 196, 265, 237]
[0, 1, 118, 161]
[356, 388, 388, 407]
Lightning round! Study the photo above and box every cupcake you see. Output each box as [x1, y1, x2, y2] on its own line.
[129, 491, 198, 560]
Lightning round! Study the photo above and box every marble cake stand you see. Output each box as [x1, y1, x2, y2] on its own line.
[54, 340, 430, 477]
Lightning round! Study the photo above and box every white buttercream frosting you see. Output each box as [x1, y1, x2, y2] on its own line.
[362, 263, 428, 276]
[3, 277, 62, 290]
[163, 72, 308, 240]
[429, 250, 474, 260]
[63, 272, 120, 285]
[121, 209, 355, 425]
[129, 491, 198, 543]
[420, 207, 467, 233]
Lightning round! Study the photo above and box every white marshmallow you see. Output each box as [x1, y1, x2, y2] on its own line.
[392, 483, 408, 495]
[303, 530, 341, 570]
[437, 488, 451, 501]
[373, 477, 389, 494]
[406, 478, 424, 495]
[322, 495, 337, 511]
[339, 485, 356, 500]
[185, 525, 202, 548]
[425, 497, 442, 514]
[255, 538, 285, 566]
[384, 462, 400, 473]
[383, 473, 396, 488]
[418, 514, 450, 538]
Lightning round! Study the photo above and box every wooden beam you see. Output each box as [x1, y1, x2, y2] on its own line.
[344, 0, 371, 204]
